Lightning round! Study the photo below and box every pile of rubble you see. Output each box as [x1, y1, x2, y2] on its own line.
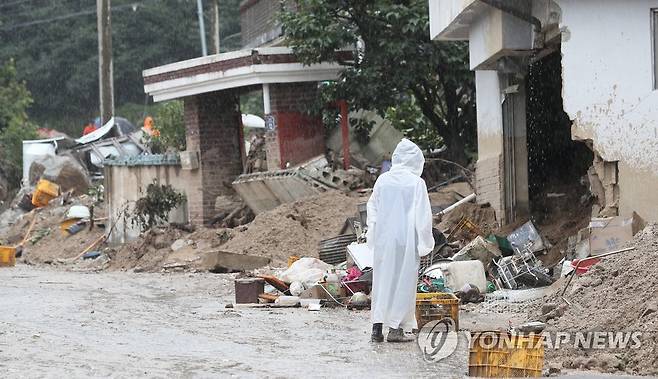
[529, 224, 658, 376]
[103, 191, 365, 272]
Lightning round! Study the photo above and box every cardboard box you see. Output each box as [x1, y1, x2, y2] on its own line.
[588, 212, 644, 256]
[299, 284, 346, 300]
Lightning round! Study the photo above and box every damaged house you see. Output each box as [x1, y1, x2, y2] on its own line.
[107, 1, 376, 243]
[430, 0, 658, 224]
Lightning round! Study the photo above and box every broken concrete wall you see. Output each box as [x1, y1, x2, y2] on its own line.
[105, 160, 193, 244]
[558, 0, 658, 220]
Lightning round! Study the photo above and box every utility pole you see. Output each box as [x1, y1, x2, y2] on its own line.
[211, 0, 220, 54]
[97, 0, 114, 125]
[196, 0, 208, 56]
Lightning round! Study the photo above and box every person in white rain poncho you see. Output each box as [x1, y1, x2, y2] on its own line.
[366, 138, 434, 342]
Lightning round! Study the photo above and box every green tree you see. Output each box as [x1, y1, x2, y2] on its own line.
[0, 59, 38, 187]
[0, 0, 242, 135]
[280, 0, 476, 163]
[147, 100, 186, 153]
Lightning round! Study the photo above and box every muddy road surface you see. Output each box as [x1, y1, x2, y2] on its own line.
[0, 266, 642, 378]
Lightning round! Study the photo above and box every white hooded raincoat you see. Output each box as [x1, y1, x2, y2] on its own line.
[366, 139, 434, 331]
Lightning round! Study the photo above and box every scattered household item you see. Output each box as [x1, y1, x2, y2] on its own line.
[82, 251, 101, 260]
[435, 193, 476, 216]
[287, 255, 300, 267]
[300, 298, 321, 309]
[279, 257, 333, 288]
[507, 221, 546, 254]
[415, 292, 460, 330]
[0, 246, 16, 267]
[65, 221, 87, 236]
[66, 205, 91, 220]
[468, 331, 544, 377]
[560, 246, 635, 297]
[274, 295, 300, 307]
[234, 278, 265, 304]
[452, 236, 502, 269]
[586, 213, 644, 256]
[347, 242, 374, 270]
[22, 137, 64, 186]
[324, 270, 342, 298]
[258, 275, 290, 294]
[494, 243, 552, 290]
[348, 292, 368, 306]
[289, 281, 305, 296]
[441, 260, 487, 293]
[319, 234, 357, 265]
[31, 179, 60, 208]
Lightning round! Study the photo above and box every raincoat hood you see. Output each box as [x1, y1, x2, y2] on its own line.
[391, 138, 425, 177]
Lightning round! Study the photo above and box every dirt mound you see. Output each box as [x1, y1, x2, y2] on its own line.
[221, 191, 364, 266]
[535, 224, 658, 375]
[107, 226, 233, 272]
[105, 191, 364, 272]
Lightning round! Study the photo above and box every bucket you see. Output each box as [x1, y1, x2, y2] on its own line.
[32, 179, 60, 208]
[0, 246, 16, 267]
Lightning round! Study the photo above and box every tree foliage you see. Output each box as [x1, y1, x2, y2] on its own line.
[131, 180, 186, 231]
[147, 100, 187, 153]
[280, 0, 476, 163]
[0, 0, 241, 135]
[0, 59, 38, 186]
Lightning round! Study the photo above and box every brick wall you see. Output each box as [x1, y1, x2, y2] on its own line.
[475, 154, 504, 224]
[184, 91, 243, 224]
[265, 82, 324, 168]
[240, 0, 282, 48]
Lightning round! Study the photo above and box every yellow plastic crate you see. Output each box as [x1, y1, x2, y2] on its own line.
[32, 179, 60, 208]
[416, 292, 460, 330]
[469, 331, 544, 377]
[0, 246, 16, 267]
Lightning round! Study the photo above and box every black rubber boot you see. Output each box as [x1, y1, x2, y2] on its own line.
[371, 323, 384, 342]
[387, 327, 415, 343]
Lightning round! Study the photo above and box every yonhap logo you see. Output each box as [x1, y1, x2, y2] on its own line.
[416, 318, 459, 362]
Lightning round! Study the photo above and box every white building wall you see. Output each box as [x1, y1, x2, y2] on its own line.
[474, 71, 505, 220]
[558, 0, 658, 218]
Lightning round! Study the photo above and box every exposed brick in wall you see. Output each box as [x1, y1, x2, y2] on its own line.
[184, 91, 243, 224]
[475, 155, 504, 224]
[265, 82, 325, 168]
[240, 0, 281, 48]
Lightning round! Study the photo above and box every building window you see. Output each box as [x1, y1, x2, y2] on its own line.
[653, 9, 658, 89]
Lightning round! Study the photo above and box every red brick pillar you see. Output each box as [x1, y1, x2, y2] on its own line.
[184, 91, 244, 224]
[265, 82, 325, 169]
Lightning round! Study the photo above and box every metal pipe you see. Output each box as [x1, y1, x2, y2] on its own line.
[436, 193, 476, 216]
[262, 83, 271, 114]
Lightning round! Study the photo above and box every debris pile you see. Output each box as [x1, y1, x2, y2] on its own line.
[221, 191, 364, 266]
[532, 224, 658, 375]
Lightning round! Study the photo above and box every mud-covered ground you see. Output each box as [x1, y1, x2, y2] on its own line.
[0, 266, 646, 378]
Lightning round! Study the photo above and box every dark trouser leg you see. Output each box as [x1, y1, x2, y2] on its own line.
[371, 323, 384, 342]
